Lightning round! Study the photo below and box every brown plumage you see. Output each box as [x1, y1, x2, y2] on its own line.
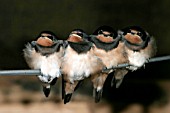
[90, 25, 128, 102]
[23, 31, 64, 97]
[112, 26, 157, 88]
[61, 29, 105, 104]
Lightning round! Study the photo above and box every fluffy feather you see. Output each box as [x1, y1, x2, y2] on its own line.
[112, 26, 157, 88]
[89, 26, 128, 102]
[61, 29, 104, 104]
[23, 31, 64, 97]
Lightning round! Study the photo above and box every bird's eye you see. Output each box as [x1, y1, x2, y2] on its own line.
[109, 33, 114, 37]
[137, 32, 143, 37]
[47, 36, 54, 39]
[103, 33, 113, 37]
[98, 30, 103, 35]
[131, 32, 136, 35]
[76, 33, 83, 37]
[41, 35, 45, 37]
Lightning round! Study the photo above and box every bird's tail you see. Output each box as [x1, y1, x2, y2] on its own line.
[43, 84, 51, 97]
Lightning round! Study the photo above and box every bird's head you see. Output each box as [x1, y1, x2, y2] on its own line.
[36, 31, 58, 47]
[122, 26, 148, 45]
[67, 29, 89, 43]
[93, 25, 118, 43]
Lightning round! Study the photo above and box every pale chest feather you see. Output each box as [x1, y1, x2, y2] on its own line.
[126, 49, 149, 70]
[62, 46, 103, 82]
[25, 48, 63, 78]
[93, 44, 126, 68]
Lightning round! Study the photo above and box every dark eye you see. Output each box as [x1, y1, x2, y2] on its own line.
[137, 32, 143, 37]
[109, 33, 114, 37]
[103, 33, 113, 37]
[98, 30, 103, 35]
[77, 33, 83, 37]
[47, 36, 54, 39]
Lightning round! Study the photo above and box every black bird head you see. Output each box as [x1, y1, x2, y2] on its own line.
[67, 29, 89, 43]
[36, 31, 58, 47]
[89, 25, 120, 51]
[121, 26, 151, 51]
[67, 29, 92, 54]
[92, 25, 118, 43]
[121, 26, 149, 45]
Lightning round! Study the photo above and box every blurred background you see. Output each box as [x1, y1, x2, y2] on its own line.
[0, 0, 170, 113]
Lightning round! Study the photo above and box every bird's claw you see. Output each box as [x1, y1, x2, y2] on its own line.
[64, 93, 72, 104]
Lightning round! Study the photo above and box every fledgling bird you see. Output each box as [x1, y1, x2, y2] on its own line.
[112, 26, 157, 87]
[23, 31, 64, 97]
[61, 29, 105, 104]
[89, 25, 127, 102]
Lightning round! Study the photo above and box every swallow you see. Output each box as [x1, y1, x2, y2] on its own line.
[23, 31, 64, 97]
[89, 25, 127, 102]
[111, 26, 157, 88]
[61, 29, 105, 104]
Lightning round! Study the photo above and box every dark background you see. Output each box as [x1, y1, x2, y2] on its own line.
[0, 0, 169, 69]
[0, 0, 170, 113]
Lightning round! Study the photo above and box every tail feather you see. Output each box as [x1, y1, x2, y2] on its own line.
[94, 88, 103, 103]
[62, 75, 65, 100]
[111, 69, 128, 88]
[43, 85, 51, 97]
[64, 93, 72, 104]
[50, 77, 58, 86]
[74, 80, 83, 91]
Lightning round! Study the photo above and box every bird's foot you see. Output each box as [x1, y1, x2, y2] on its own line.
[64, 93, 72, 104]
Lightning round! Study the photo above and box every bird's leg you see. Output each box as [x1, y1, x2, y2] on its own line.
[64, 81, 79, 104]
[91, 73, 108, 103]
[112, 69, 128, 88]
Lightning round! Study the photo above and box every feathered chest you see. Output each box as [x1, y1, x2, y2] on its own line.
[62, 46, 103, 82]
[24, 42, 64, 77]
[126, 48, 148, 69]
[92, 42, 126, 68]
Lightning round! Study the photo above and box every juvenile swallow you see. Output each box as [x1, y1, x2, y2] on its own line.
[89, 25, 127, 102]
[112, 26, 157, 87]
[61, 29, 105, 104]
[23, 31, 64, 97]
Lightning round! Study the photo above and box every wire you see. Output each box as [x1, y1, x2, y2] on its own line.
[0, 55, 169, 76]
[0, 69, 40, 76]
[103, 55, 170, 72]
[148, 55, 170, 63]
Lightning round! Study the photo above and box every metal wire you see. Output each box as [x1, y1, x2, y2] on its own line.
[0, 69, 40, 76]
[148, 55, 170, 63]
[0, 55, 169, 76]
[103, 55, 170, 72]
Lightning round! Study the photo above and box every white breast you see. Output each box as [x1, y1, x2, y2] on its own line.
[39, 53, 62, 77]
[24, 45, 63, 83]
[62, 46, 101, 83]
[35, 53, 63, 83]
[127, 50, 147, 71]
